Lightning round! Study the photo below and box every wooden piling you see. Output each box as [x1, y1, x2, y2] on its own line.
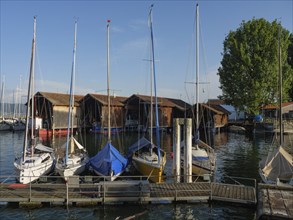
[184, 118, 192, 183]
[173, 118, 181, 183]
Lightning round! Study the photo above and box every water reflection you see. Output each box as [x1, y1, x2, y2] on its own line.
[1, 130, 292, 183]
[2, 130, 292, 219]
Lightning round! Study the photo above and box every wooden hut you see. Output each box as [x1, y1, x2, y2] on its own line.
[261, 102, 293, 119]
[124, 94, 190, 132]
[79, 93, 127, 133]
[190, 103, 230, 131]
[34, 91, 83, 137]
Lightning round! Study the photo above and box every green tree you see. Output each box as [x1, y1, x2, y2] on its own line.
[217, 18, 293, 115]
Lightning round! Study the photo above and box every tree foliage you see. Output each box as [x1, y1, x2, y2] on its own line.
[217, 18, 293, 114]
[288, 34, 293, 101]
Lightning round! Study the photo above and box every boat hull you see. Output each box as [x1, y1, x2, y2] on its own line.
[90, 126, 123, 134]
[192, 161, 214, 176]
[14, 153, 55, 184]
[55, 155, 89, 181]
[37, 128, 71, 139]
[132, 151, 166, 183]
[0, 122, 11, 131]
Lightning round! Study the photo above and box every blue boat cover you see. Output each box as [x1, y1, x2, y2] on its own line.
[89, 142, 128, 176]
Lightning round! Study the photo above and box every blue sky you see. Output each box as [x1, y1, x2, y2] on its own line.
[1, 0, 292, 104]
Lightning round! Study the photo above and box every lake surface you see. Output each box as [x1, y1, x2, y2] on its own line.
[0, 130, 292, 219]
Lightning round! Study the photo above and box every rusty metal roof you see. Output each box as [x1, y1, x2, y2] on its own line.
[36, 92, 83, 106]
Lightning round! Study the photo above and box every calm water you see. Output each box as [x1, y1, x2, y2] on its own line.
[1, 130, 292, 219]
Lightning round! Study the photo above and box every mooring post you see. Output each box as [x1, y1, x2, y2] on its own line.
[185, 118, 192, 183]
[66, 181, 69, 207]
[173, 118, 181, 183]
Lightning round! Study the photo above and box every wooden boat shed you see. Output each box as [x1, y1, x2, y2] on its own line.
[189, 103, 230, 130]
[78, 93, 127, 131]
[261, 102, 293, 119]
[34, 91, 83, 130]
[124, 94, 190, 131]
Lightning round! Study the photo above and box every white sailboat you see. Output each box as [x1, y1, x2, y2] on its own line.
[259, 27, 293, 186]
[128, 5, 166, 183]
[55, 20, 89, 180]
[88, 20, 128, 181]
[181, 4, 216, 178]
[14, 17, 55, 184]
[0, 78, 12, 131]
[12, 85, 25, 131]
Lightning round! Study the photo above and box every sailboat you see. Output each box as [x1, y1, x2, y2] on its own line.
[88, 20, 128, 181]
[0, 78, 12, 131]
[14, 17, 55, 184]
[259, 27, 293, 186]
[181, 4, 216, 179]
[12, 84, 25, 131]
[55, 20, 89, 180]
[128, 5, 166, 183]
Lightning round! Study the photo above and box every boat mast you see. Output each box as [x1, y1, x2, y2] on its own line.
[18, 75, 22, 118]
[0, 78, 4, 120]
[23, 16, 36, 161]
[65, 19, 77, 165]
[195, 3, 199, 149]
[149, 6, 153, 153]
[107, 20, 111, 142]
[149, 4, 161, 162]
[278, 25, 283, 146]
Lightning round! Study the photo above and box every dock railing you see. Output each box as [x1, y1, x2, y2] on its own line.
[0, 174, 257, 206]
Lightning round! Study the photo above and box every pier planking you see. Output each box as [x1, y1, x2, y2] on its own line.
[257, 183, 293, 220]
[0, 179, 256, 206]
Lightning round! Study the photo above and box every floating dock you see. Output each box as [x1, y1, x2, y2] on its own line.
[2, 175, 292, 219]
[0, 176, 256, 207]
[257, 183, 293, 220]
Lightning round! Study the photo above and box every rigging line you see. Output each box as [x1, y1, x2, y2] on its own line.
[184, 28, 195, 105]
[199, 12, 211, 95]
[35, 41, 45, 92]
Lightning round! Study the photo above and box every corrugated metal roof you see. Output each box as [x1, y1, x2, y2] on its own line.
[36, 92, 83, 106]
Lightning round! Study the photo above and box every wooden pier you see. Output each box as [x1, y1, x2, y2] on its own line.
[257, 183, 293, 220]
[0, 176, 257, 207]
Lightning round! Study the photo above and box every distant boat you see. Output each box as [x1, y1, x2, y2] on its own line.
[12, 86, 25, 131]
[259, 27, 293, 187]
[12, 118, 25, 131]
[91, 126, 123, 134]
[0, 79, 12, 131]
[228, 125, 246, 134]
[0, 120, 11, 131]
[88, 20, 128, 181]
[14, 17, 55, 184]
[55, 20, 89, 180]
[181, 4, 216, 179]
[128, 5, 166, 183]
